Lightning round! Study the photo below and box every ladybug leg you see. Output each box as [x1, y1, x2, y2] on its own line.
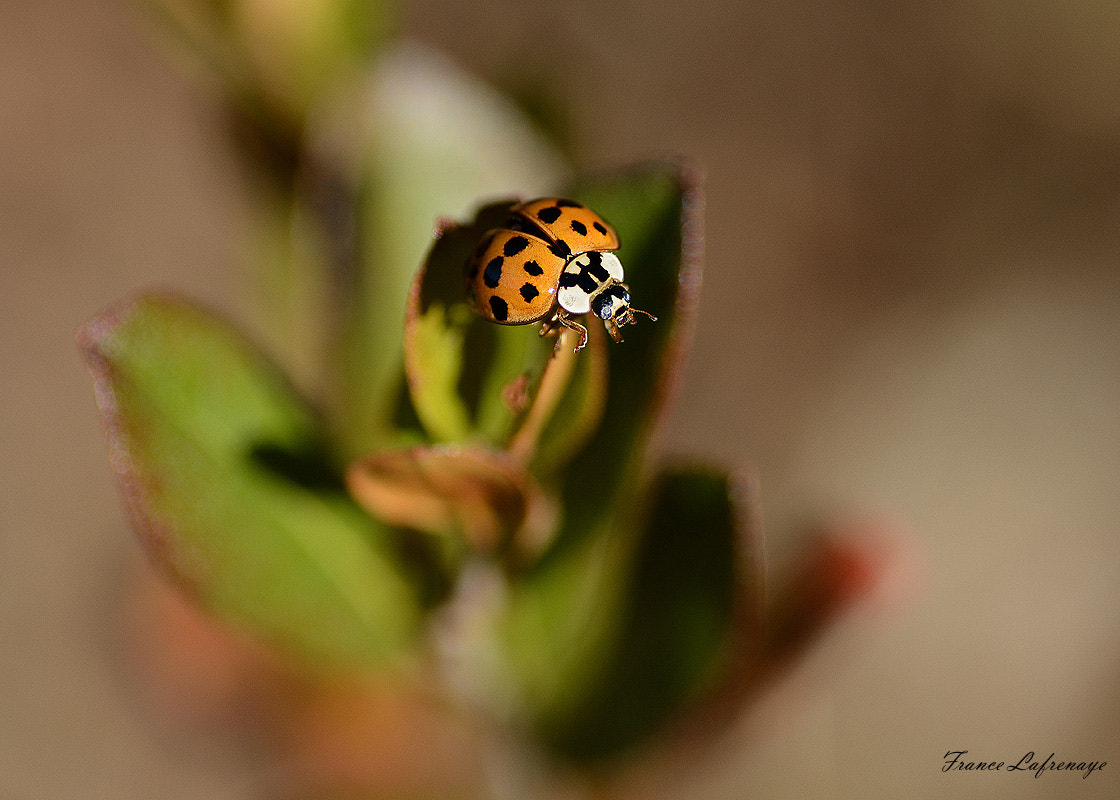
[539, 311, 588, 351]
[556, 314, 589, 351]
[538, 316, 561, 340]
[604, 317, 623, 343]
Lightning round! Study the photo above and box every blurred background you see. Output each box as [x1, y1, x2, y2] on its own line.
[3, 0, 1120, 797]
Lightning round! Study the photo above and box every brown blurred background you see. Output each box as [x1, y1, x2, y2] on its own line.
[4, 0, 1120, 797]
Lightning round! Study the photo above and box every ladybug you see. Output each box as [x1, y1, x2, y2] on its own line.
[465, 197, 656, 351]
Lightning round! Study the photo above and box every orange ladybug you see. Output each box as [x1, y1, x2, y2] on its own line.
[465, 198, 655, 351]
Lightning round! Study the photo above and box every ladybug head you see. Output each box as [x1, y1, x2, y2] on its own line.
[592, 283, 657, 343]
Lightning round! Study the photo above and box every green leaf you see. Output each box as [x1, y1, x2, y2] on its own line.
[500, 162, 708, 747]
[230, 0, 396, 122]
[247, 188, 338, 400]
[553, 163, 703, 535]
[332, 45, 567, 459]
[143, 0, 396, 123]
[79, 295, 419, 671]
[539, 466, 755, 763]
[402, 201, 580, 450]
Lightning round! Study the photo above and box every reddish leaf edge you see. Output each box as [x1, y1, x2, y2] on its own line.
[78, 293, 192, 592]
[76, 291, 340, 628]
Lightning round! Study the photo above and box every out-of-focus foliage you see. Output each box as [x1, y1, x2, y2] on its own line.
[81, 2, 877, 796]
[81, 159, 761, 768]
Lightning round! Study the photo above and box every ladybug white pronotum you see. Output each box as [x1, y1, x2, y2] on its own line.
[465, 197, 656, 351]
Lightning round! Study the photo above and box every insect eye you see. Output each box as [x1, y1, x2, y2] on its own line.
[591, 292, 614, 320]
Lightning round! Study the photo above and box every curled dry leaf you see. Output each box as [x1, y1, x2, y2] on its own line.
[346, 447, 557, 557]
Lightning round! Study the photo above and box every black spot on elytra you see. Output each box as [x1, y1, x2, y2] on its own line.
[489, 295, 509, 321]
[570, 219, 588, 236]
[483, 256, 503, 288]
[537, 206, 562, 224]
[503, 235, 529, 257]
[520, 283, 540, 302]
[523, 260, 543, 276]
[549, 240, 571, 259]
[593, 221, 608, 235]
[556, 199, 582, 208]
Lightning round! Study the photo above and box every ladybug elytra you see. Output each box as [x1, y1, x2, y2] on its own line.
[465, 198, 655, 351]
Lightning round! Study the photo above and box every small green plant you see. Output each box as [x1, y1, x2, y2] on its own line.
[81, 2, 891, 798]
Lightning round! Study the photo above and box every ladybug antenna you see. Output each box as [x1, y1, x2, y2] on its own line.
[610, 304, 656, 341]
[617, 305, 656, 327]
